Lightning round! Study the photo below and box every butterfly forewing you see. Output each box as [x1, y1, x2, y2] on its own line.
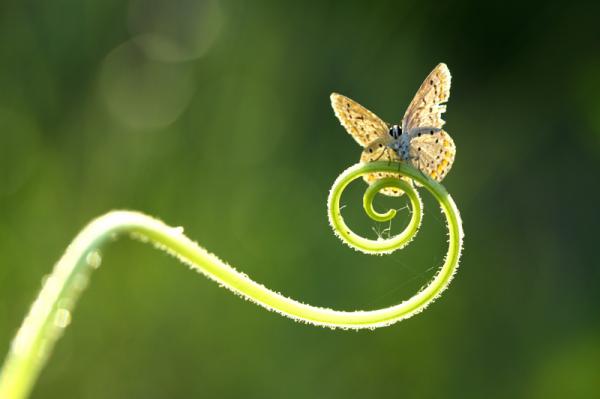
[330, 93, 389, 147]
[402, 63, 451, 132]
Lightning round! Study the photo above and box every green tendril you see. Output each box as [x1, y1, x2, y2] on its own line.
[336, 173, 423, 254]
[0, 161, 463, 399]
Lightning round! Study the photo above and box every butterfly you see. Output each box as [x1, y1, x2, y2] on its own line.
[331, 63, 456, 196]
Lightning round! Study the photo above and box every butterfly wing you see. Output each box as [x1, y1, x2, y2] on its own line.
[401, 63, 451, 133]
[331, 93, 389, 147]
[360, 138, 412, 197]
[401, 63, 455, 182]
[331, 93, 402, 195]
[408, 129, 456, 182]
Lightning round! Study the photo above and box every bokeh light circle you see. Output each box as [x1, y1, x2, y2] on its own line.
[128, 0, 223, 62]
[99, 40, 195, 130]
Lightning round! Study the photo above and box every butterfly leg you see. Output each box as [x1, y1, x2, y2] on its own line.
[372, 148, 386, 162]
[385, 148, 393, 166]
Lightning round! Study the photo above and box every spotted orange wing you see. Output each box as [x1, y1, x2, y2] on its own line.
[408, 129, 456, 182]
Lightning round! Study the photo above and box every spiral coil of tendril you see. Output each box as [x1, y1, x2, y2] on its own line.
[328, 161, 463, 314]
[328, 166, 423, 255]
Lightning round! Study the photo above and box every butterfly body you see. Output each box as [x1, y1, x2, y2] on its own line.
[385, 125, 412, 162]
[331, 63, 456, 196]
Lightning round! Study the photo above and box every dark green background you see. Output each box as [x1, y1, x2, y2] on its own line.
[1, 0, 598, 398]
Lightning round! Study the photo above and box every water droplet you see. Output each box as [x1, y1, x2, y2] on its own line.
[130, 232, 149, 243]
[73, 273, 89, 291]
[54, 308, 71, 328]
[86, 250, 102, 269]
[57, 298, 74, 311]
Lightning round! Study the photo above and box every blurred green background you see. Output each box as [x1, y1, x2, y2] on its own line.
[1, 0, 599, 398]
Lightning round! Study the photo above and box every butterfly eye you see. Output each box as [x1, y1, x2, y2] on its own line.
[388, 125, 401, 139]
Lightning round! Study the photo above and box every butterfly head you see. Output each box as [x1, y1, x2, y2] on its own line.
[388, 125, 402, 140]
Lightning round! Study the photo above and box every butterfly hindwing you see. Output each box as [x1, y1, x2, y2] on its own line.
[331, 93, 389, 147]
[360, 138, 412, 197]
[408, 129, 455, 182]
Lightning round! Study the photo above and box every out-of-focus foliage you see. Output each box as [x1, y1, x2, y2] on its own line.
[0, 0, 598, 398]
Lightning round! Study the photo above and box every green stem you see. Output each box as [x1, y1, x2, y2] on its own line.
[0, 161, 463, 399]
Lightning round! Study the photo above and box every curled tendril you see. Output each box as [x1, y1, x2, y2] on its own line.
[330, 170, 423, 255]
[0, 161, 463, 399]
[328, 161, 463, 266]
